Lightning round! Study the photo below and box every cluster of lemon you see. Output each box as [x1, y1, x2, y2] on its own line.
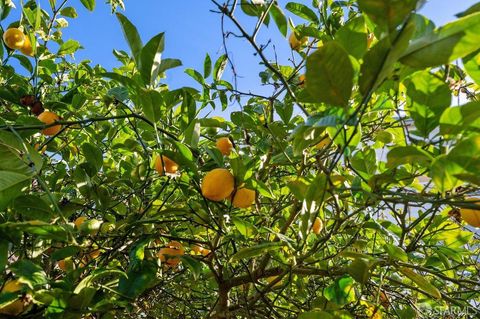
[3, 27, 34, 56]
[0, 280, 31, 316]
[53, 217, 105, 273]
[3, 29, 62, 138]
[204, 138, 256, 208]
[154, 137, 257, 209]
[156, 241, 212, 269]
[151, 137, 257, 268]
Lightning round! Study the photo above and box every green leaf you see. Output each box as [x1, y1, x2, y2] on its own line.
[118, 261, 157, 299]
[116, 13, 143, 66]
[0, 131, 43, 173]
[180, 256, 202, 280]
[359, 19, 415, 95]
[183, 119, 201, 149]
[358, 0, 418, 32]
[386, 146, 433, 168]
[13, 195, 53, 221]
[347, 258, 370, 285]
[12, 54, 33, 73]
[324, 276, 356, 306]
[447, 135, 480, 174]
[270, 4, 287, 37]
[0, 171, 30, 210]
[204, 53, 212, 78]
[134, 88, 164, 123]
[58, 39, 81, 55]
[305, 174, 327, 205]
[440, 102, 480, 135]
[2, 221, 69, 241]
[0, 145, 29, 174]
[81, 143, 103, 172]
[232, 216, 256, 238]
[436, 229, 473, 248]
[0, 1, 12, 20]
[399, 267, 442, 299]
[241, 0, 260, 16]
[405, 70, 451, 136]
[68, 287, 96, 311]
[285, 2, 319, 24]
[287, 179, 309, 201]
[231, 111, 256, 130]
[139, 32, 164, 85]
[75, 269, 125, 294]
[10, 259, 48, 287]
[326, 124, 362, 149]
[384, 244, 408, 262]
[351, 148, 377, 179]
[172, 140, 194, 162]
[157, 58, 182, 74]
[213, 54, 228, 81]
[101, 72, 138, 88]
[185, 68, 205, 85]
[129, 239, 149, 264]
[80, 0, 95, 11]
[231, 242, 284, 261]
[240, 0, 270, 26]
[430, 155, 464, 193]
[456, 2, 480, 18]
[406, 71, 451, 109]
[463, 50, 480, 85]
[51, 246, 81, 261]
[401, 12, 480, 68]
[306, 41, 354, 106]
[335, 16, 368, 59]
[275, 101, 293, 124]
[60, 7, 78, 18]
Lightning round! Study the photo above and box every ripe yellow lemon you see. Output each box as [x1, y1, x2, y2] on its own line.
[266, 276, 283, 288]
[192, 245, 203, 254]
[57, 259, 66, 271]
[3, 28, 25, 50]
[57, 258, 75, 272]
[312, 217, 323, 235]
[216, 137, 233, 156]
[20, 34, 33, 56]
[460, 199, 480, 227]
[154, 155, 179, 175]
[232, 188, 256, 208]
[157, 241, 184, 267]
[192, 245, 211, 256]
[289, 32, 308, 51]
[89, 249, 101, 260]
[38, 111, 62, 136]
[34, 143, 47, 154]
[315, 136, 331, 149]
[201, 168, 235, 201]
[0, 280, 29, 316]
[298, 74, 306, 87]
[74, 216, 87, 228]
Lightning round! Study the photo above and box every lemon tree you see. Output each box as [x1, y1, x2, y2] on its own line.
[1, 0, 480, 318]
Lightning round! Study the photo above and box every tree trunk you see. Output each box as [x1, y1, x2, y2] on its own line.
[212, 284, 230, 319]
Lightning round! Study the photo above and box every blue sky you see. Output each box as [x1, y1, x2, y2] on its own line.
[13, 1, 480, 96]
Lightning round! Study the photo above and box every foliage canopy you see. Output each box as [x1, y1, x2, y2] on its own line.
[0, 0, 480, 318]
